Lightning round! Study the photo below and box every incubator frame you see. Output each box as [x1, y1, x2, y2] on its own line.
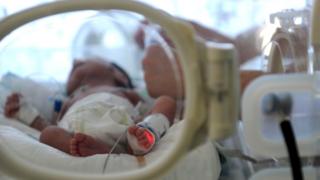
[0, 0, 238, 179]
[4, 0, 319, 179]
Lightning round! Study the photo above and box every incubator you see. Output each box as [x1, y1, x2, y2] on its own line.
[0, 0, 318, 180]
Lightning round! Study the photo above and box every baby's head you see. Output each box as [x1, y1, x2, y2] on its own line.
[66, 59, 134, 96]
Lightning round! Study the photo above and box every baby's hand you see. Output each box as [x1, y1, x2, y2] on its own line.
[4, 93, 39, 125]
[4, 93, 21, 118]
[127, 125, 155, 155]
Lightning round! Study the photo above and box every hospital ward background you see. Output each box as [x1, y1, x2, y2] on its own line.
[0, 0, 318, 179]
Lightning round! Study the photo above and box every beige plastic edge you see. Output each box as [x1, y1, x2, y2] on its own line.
[311, 0, 320, 47]
[0, 0, 206, 180]
[311, 0, 320, 71]
[267, 42, 284, 73]
[267, 31, 297, 73]
[269, 0, 320, 72]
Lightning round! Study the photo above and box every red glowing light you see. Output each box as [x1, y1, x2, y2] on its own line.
[143, 130, 155, 148]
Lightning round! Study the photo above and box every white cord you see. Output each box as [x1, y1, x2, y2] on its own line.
[102, 131, 127, 173]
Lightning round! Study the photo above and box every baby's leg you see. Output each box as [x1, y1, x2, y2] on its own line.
[40, 126, 73, 154]
[40, 126, 111, 157]
[70, 133, 111, 157]
[149, 95, 176, 124]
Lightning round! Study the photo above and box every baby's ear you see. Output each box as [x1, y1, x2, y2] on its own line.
[73, 59, 85, 65]
[71, 60, 85, 72]
[73, 58, 81, 62]
[113, 70, 130, 88]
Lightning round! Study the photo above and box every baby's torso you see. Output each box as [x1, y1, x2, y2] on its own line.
[58, 92, 137, 150]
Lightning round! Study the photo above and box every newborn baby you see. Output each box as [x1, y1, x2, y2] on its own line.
[5, 59, 176, 156]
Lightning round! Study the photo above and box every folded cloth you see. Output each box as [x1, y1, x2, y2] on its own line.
[0, 121, 221, 180]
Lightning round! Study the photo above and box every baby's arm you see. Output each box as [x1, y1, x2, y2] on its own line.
[4, 93, 50, 131]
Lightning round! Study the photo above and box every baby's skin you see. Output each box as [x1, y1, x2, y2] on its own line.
[4, 93, 154, 156]
[69, 126, 154, 156]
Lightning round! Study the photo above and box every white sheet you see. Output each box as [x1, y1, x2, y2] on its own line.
[0, 114, 39, 139]
[0, 119, 221, 180]
[0, 73, 64, 121]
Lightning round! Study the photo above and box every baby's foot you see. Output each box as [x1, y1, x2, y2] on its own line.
[127, 125, 155, 155]
[70, 133, 110, 157]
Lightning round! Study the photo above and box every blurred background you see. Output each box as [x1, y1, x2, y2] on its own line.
[0, 0, 308, 83]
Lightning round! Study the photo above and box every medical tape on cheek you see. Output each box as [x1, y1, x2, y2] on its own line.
[16, 98, 39, 125]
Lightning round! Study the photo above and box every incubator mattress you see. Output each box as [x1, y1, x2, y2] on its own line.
[0, 117, 221, 180]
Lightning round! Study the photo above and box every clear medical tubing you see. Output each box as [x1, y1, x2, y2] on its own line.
[265, 10, 309, 73]
[0, 0, 206, 180]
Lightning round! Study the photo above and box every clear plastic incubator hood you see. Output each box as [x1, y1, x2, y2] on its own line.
[0, 0, 239, 180]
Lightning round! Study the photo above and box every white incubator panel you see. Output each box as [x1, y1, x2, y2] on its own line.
[243, 73, 320, 157]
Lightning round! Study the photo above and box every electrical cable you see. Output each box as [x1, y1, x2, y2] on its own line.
[262, 93, 303, 180]
[280, 120, 303, 180]
[102, 131, 126, 173]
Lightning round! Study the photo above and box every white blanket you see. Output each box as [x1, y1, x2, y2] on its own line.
[58, 92, 136, 153]
[0, 119, 221, 180]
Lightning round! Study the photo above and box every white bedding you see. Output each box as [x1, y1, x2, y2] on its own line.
[0, 114, 40, 139]
[0, 117, 221, 180]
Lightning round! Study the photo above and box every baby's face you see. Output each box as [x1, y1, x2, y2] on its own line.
[66, 60, 131, 96]
[66, 60, 115, 95]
